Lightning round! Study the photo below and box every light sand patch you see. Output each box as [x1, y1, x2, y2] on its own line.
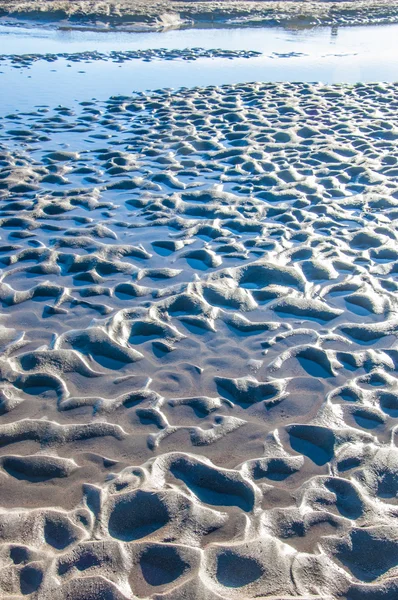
[0, 0, 397, 30]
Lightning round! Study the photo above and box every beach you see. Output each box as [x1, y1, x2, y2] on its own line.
[0, 4, 398, 599]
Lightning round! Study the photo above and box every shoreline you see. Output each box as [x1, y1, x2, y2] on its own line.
[1, 0, 398, 31]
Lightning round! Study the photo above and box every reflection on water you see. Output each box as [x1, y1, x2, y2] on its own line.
[0, 21, 397, 54]
[0, 22, 397, 112]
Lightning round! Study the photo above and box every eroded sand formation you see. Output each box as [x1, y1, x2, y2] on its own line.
[0, 0, 398, 30]
[0, 81, 398, 597]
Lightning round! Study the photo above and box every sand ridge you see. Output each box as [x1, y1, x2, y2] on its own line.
[0, 81, 398, 597]
[0, 0, 398, 30]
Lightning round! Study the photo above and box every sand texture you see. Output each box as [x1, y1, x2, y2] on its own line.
[0, 47, 262, 68]
[0, 81, 398, 598]
[0, 0, 398, 29]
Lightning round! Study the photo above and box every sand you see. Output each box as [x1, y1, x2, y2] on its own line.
[1, 0, 398, 30]
[0, 47, 262, 68]
[0, 79, 398, 598]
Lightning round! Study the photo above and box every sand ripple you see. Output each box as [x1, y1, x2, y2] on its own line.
[0, 81, 398, 598]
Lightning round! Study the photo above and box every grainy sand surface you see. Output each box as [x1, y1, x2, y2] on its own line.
[0, 79, 398, 598]
[0, 0, 398, 30]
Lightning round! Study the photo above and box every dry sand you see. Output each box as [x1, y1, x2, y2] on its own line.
[0, 80, 398, 598]
[0, 0, 398, 30]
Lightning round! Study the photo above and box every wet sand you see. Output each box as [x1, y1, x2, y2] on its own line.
[0, 79, 398, 598]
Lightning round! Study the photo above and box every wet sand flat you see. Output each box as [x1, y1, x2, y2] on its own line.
[0, 80, 398, 598]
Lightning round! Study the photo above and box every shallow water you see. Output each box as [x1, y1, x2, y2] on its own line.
[0, 21, 397, 55]
[0, 22, 397, 112]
